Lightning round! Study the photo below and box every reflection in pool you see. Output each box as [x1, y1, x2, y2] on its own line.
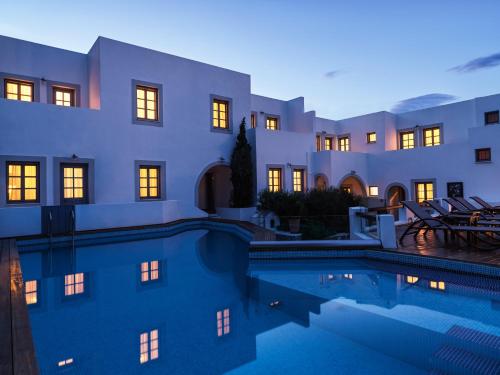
[20, 230, 500, 374]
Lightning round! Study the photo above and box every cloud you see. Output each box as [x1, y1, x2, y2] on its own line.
[324, 70, 343, 78]
[391, 93, 458, 113]
[449, 52, 500, 73]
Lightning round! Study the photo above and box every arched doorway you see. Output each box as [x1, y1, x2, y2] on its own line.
[386, 184, 407, 221]
[196, 164, 232, 214]
[338, 175, 366, 197]
[314, 174, 329, 191]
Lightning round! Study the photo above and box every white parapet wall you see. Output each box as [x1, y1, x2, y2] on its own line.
[216, 207, 257, 222]
[0, 206, 42, 238]
[76, 200, 208, 232]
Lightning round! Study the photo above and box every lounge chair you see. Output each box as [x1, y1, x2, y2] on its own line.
[444, 198, 500, 220]
[470, 196, 500, 213]
[425, 200, 500, 226]
[400, 201, 500, 250]
[455, 197, 482, 211]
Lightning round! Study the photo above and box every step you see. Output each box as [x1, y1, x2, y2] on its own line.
[430, 345, 500, 375]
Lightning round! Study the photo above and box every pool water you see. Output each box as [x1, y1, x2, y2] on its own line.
[20, 230, 500, 374]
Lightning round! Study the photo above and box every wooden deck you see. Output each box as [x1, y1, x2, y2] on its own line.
[0, 239, 39, 375]
[397, 225, 500, 268]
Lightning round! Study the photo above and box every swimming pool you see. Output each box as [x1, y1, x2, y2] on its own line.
[19, 229, 500, 374]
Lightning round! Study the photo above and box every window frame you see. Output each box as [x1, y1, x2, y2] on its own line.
[4, 78, 34, 102]
[132, 80, 163, 126]
[267, 166, 283, 192]
[250, 112, 257, 129]
[475, 148, 491, 163]
[52, 86, 75, 107]
[422, 126, 442, 147]
[399, 130, 415, 150]
[337, 135, 350, 152]
[0, 74, 40, 102]
[366, 132, 377, 144]
[324, 136, 334, 151]
[134, 160, 166, 201]
[485, 110, 499, 125]
[292, 168, 306, 192]
[315, 134, 322, 152]
[60, 163, 89, 205]
[413, 180, 435, 204]
[265, 115, 280, 131]
[6, 161, 40, 204]
[138, 166, 161, 200]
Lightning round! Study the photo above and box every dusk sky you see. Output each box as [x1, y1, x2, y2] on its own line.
[2, 0, 499, 119]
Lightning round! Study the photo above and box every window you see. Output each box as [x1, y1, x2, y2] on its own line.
[61, 164, 87, 204]
[58, 358, 74, 367]
[423, 127, 441, 147]
[316, 135, 321, 152]
[212, 99, 229, 129]
[136, 86, 158, 121]
[406, 276, 419, 284]
[429, 280, 445, 290]
[64, 273, 84, 296]
[141, 261, 160, 282]
[400, 131, 415, 149]
[476, 148, 491, 162]
[139, 166, 160, 199]
[368, 186, 379, 197]
[338, 136, 350, 151]
[140, 329, 159, 364]
[217, 308, 230, 337]
[367, 132, 377, 144]
[53, 87, 75, 107]
[415, 182, 434, 203]
[343, 274, 353, 279]
[324, 137, 333, 151]
[293, 169, 305, 192]
[4, 79, 33, 101]
[267, 168, 282, 192]
[485, 111, 499, 125]
[6, 162, 39, 203]
[25, 280, 38, 305]
[250, 113, 257, 129]
[266, 116, 279, 130]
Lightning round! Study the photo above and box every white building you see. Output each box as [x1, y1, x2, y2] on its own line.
[1, 35, 499, 236]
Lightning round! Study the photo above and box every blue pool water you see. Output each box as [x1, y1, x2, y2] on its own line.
[20, 230, 500, 374]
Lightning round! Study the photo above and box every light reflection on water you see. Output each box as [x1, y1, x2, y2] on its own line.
[20, 230, 500, 375]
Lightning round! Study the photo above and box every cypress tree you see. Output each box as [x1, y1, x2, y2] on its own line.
[230, 118, 254, 207]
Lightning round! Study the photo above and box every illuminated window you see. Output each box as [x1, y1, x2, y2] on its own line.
[140, 329, 159, 364]
[293, 169, 305, 192]
[324, 137, 333, 150]
[423, 127, 441, 147]
[136, 86, 158, 121]
[250, 113, 257, 128]
[62, 165, 87, 203]
[475, 148, 491, 162]
[338, 136, 350, 151]
[267, 168, 282, 192]
[139, 166, 160, 199]
[58, 358, 74, 367]
[429, 280, 445, 290]
[266, 116, 279, 130]
[141, 261, 160, 282]
[415, 182, 434, 203]
[64, 273, 84, 296]
[406, 275, 419, 284]
[5, 79, 33, 101]
[316, 135, 321, 151]
[24, 280, 38, 305]
[368, 186, 379, 197]
[53, 87, 74, 107]
[212, 99, 229, 129]
[367, 132, 376, 144]
[217, 308, 230, 337]
[343, 274, 353, 279]
[485, 111, 499, 125]
[6, 162, 39, 203]
[400, 131, 415, 149]
[342, 185, 351, 194]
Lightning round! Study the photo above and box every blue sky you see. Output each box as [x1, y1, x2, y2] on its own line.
[2, 0, 499, 119]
